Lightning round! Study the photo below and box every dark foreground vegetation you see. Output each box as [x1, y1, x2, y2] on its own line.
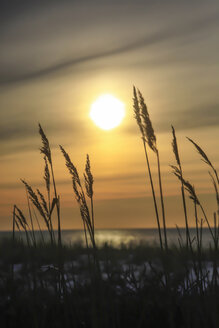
[1, 239, 219, 328]
[1, 88, 218, 327]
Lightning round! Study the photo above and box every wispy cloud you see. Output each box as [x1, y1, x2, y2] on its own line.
[0, 2, 218, 86]
[125, 102, 219, 136]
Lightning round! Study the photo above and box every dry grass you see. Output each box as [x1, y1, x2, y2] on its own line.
[7, 88, 219, 328]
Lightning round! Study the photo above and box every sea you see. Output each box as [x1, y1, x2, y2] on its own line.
[0, 228, 215, 248]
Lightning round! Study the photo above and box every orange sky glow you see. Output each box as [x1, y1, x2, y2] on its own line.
[0, 1, 218, 231]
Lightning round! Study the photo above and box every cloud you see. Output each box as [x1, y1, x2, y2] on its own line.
[0, 118, 86, 157]
[0, 5, 218, 86]
[0, 119, 82, 141]
[170, 104, 219, 131]
[0, 125, 37, 142]
[125, 103, 219, 135]
[0, 100, 218, 158]
[0, 171, 146, 190]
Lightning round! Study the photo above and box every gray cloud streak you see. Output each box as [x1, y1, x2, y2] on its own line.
[126, 103, 219, 136]
[0, 118, 84, 157]
[1, 13, 218, 86]
[1, 101, 218, 158]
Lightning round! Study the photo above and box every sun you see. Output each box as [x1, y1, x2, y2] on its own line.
[90, 94, 125, 130]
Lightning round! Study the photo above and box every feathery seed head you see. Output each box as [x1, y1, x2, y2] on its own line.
[170, 165, 181, 176]
[72, 179, 81, 202]
[21, 179, 47, 220]
[171, 126, 181, 167]
[44, 156, 50, 194]
[37, 189, 49, 217]
[60, 145, 81, 186]
[84, 154, 94, 198]
[39, 124, 52, 164]
[133, 86, 145, 138]
[138, 89, 157, 153]
[173, 171, 200, 205]
[187, 137, 213, 169]
[14, 205, 28, 226]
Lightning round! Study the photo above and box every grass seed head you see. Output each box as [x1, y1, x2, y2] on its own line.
[39, 124, 51, 164]
[44, 156, 50, 194]
[138, 89, 157, 153]
[173, 171, 200, 205]
[84, 154, 94, 199]
[60, 145, 81, 186]
[133, 86, 144, 138]
[37, 189, 49, 217]
[171, 126, 181, 167]
[14, 205, 28, 227]
[187, 137, 213, 168]
[21, 180, 47, 220]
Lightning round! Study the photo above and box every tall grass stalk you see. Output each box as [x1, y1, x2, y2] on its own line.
[138, 90, 168, 250]
[84, 154, 95, 240]
[133, 86, 163, 251]
[212, 212, 218, 287]
[172, 170, 215, 243]
[25, 187, 36, 247]
[188, 137, 219, 231]
[31, 205, 45, 244]
[39, 124, 62, 247]
[156, 150, 168, 250]
[171, 126, 191, 249]
[11, 205, 16, 283]
[194, 202, 205, 293]
[143, 139, 163, 250]
[137, 89, 168, 250]
[14, 205, 32, 247]
[21, 180, 54, 245]
[194, 202, 200, 252]
[188, 138, 219, 284]
[187, 137, 219, 185]
[209, 171, 219, 221]
[60, 146, 98, 266]
[43, 155, 56, 242]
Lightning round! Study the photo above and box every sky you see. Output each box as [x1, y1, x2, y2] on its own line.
[0, 0, 219, 231]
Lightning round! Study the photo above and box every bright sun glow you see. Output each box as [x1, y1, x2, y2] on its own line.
[90, 94, 125, 130]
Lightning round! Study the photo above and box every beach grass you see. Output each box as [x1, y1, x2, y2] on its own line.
[1, 88, 218, 327]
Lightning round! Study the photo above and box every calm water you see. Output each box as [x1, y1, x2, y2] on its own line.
[0, 228, 215, 248]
